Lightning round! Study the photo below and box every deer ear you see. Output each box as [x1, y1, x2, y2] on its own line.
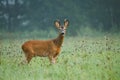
[64, 19, 69, 28]
[54, 20, 60, 28]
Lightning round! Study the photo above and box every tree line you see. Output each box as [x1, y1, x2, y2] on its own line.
[0, 0, 120, 34]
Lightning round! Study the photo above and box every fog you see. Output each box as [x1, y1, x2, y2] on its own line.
[0, 0, 120, 38]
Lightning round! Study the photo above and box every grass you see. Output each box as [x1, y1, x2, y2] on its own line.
[0, 36, 120, 80]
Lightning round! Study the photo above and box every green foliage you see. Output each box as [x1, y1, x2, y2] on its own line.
[0, 29, 57, 39]
[77, 26, 105, 37]
[0, 36, 120, 80]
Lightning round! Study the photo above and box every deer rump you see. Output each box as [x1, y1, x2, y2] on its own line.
[22, 40, 60, 57]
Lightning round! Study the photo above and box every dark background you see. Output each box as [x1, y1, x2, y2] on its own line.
[0, 0, 120, 36]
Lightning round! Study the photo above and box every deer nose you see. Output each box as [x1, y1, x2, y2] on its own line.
[61, 30, 65, 34]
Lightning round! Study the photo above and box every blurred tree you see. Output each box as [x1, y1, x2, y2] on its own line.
[0, 0, 120, 34]
[0, 0, 6, 30]
[0, 0, 26, 32]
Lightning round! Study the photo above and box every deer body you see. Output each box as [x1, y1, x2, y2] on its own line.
[22, 19, 69, 64]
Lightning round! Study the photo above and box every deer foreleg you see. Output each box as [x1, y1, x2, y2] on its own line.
[48, 55, 56, 64]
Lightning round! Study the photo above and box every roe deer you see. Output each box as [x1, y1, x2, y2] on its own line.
[22, 19, 69, 64]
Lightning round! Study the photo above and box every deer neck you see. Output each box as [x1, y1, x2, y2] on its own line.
[53, 33, 64, 48]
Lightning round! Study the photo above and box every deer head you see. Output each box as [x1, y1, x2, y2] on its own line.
[54, 19, 69, 35]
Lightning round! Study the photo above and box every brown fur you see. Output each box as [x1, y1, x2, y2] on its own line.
[22, 34, 64, 63]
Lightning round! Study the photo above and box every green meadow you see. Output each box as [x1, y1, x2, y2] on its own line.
[0, 35, 120, 80]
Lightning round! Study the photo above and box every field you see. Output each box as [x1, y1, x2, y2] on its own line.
[0, 36, 120, 80]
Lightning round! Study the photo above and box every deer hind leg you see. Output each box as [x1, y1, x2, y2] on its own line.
[26, 54, 33, 63]
[24, 49, 34, 64]
[20, 52, 33, 65]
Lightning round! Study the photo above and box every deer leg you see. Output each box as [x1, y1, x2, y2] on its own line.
[54, 53, 59, 58]
[20, 53, 32, 64]
[25, 48, 35, 64]
[48, 55, 56, 64]
[53, 52, 59, 62]
[26, 54, 33, 63]
[48, 52, 59, 64]
[24, 51, 34, 64]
